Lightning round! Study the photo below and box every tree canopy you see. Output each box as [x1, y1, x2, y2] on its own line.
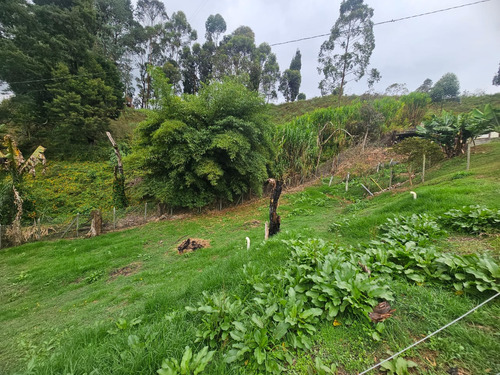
[318, 0, 375, 99]
[493, 63, 500, 86]
[0, 0, 124, 154]
[429, 73, 460, 103]
[279, 50, 302, 102]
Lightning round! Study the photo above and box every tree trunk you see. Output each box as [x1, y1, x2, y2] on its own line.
[106, 131, 128, 208]
[10, 185, 24, 246]
[268, 179, 283, 237]
[106, 132, 124, 177]
[87, 210, 102, 237]
[362, 128, 369, 152]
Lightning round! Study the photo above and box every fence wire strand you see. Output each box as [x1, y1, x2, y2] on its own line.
[359, 292, 500, 374]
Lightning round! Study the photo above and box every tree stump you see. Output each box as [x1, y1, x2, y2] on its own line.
[268, 179, 283, 237]
[87, 210, 102, 237]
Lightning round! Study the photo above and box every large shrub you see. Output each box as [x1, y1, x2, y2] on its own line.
[132, 70, 274, 208]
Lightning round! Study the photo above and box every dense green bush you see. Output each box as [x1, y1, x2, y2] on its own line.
[442, 205, 500, 234]
[132, 70, 274, 208]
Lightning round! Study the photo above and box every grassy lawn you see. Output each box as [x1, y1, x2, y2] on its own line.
[1, 142, 499, 374]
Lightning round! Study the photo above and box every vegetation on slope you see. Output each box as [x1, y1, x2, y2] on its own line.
[1, 141, 499, 374]
[269, 93, 500, 125]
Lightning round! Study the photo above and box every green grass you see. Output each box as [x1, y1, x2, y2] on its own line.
[1, 142, 500, 374]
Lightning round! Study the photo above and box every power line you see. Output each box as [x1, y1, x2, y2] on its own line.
[191, 0, 210, 23]
[270, 0, 493, 46]
[8, 72, 107, 85]
[3, 0, 493, 87]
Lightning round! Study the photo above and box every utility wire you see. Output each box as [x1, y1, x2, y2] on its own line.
[3, 0, 494, 86]
[358, 292, 500, 375]
[8, 72, 107, 85]
[270, 0, 493, 46]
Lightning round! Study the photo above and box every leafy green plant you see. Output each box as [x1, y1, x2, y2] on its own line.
[314, 356, 337, 375]
[157, 346, 215, 375]
[328, 218, 350, 232]
[84, 270, 104, 284]
[379, 214, 446, 246]
[107, 316, 142, 334]
[365, 214, 499, 292]
[380, 356, 418, 375]
[186, 292, 242, 348]
[441, 205, 500, 234]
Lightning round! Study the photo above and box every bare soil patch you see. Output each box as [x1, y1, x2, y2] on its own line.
[109, 262, 142, 280]
[177, 238, 210, 254]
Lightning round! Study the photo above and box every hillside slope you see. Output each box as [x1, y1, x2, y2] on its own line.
[269, 93, 500, 125]
[0, 141, 499, 374]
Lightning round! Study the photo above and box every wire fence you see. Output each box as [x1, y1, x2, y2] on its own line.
[0, 202, 161, 250]
[0, 150, 434, 250]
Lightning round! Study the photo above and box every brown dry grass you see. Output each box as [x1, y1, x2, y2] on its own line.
[334, 145, 397, 177]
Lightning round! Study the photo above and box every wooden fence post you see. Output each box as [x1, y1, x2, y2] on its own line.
[466, 142, 471, 171]
[422, 153, 426, 183]
[113, 207, 116, 230]
[345, 172, 350, 192]
[76, 213, 79, 237]
[37, 218, 41, 239]
[144, 202, 148, 221]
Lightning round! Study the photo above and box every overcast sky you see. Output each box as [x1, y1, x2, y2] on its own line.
[2, 0, 499, 102]
[165, 0, 500, 101]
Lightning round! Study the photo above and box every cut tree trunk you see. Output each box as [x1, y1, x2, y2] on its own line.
[87, 210, 102, 237]
[106, 132, 123, 177]
[268, 179, 283, 237]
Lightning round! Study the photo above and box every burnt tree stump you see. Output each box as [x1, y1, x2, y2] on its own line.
[268, 179, 283, 237]
[178, 238, 204, 254]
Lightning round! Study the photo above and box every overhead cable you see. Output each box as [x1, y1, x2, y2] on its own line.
[270, 0, 493, 46]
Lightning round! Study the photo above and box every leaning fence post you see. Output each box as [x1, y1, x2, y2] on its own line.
[360, 183, 374, 196]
